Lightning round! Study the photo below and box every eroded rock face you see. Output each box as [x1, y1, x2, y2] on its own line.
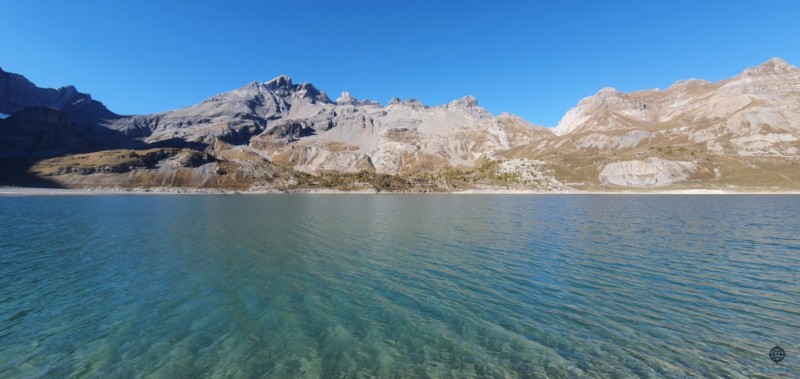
[0, 107, 90, 157]
[2, 58, 800, 190]
[102, 74, 553, 176]
[599, 157, 697, 187]
[336, 91, 357, 105]
[551, 58, 800, 159]
[0, 67, 119, 128]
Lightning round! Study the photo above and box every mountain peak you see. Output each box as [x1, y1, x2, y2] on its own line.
[295, 82, 330, 103]
[763, 57, 790, 69]
[387, 97, 427, 108]
[449, 95, 478, 108]
[596, 87, 620, 96]
[0, 67, 118, 125]
[742, 57, 797, 76]
[266, 75, 293, 89]
[336, 91, 357, 105]
[59, 85, 79, 95]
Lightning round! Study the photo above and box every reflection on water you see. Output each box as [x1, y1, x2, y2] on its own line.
[1, 195, 798, 377]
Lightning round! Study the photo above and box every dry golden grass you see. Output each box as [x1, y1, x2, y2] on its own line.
[31, 148, 180, 176]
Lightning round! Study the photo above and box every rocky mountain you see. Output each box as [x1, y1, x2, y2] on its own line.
[512, 57, 800, 188]
[1, 58, 798, 191]
[0, 107, 92, 158]
[102, 75, 552, 175]
[0, 67, 120, 129]
[553, 58, 800, 146]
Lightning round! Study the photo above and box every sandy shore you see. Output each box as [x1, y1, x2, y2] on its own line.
[2, 186, 800, 196]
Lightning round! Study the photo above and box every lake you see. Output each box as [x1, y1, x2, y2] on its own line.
[1, 195, 798, 378]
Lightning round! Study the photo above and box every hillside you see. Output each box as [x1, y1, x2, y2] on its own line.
[1, 58, 798, 192]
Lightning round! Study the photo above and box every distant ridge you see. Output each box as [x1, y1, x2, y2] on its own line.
[1, 58, 799, 192]
[0, 67, 119, 128]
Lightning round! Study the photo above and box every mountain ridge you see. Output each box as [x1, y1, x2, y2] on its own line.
[1, 58, 798, 192]
[0, 67, 120, 128]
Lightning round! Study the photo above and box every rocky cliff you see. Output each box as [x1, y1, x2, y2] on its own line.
[0, 67, 120, 129]
[520, 57, 800, 189]
[1, 58, 798, 191]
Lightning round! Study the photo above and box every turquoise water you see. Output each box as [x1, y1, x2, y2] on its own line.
[1, 195, 798, 378]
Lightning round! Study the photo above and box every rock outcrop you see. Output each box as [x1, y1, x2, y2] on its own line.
[522, 57, 800, 189]
[0, 107, 91, 158]
[2, 58, 799, 191]
[0, 67, 120, 128]
[599, 158, 698, 187]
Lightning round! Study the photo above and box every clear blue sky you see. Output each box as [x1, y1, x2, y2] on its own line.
[1, 1, 798, 126]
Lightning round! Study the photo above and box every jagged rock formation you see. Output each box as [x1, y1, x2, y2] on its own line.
[103, 75, 552, 177]
[0, 107, 92, 158]
[598, 158, 700, 187]
[0, 67, 119, 128]
[511, 57, 800, 190]
[1, 58, 799, 191]
[553, 58, 800, 151]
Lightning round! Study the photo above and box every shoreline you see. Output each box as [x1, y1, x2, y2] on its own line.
[2, 186, 800, 196]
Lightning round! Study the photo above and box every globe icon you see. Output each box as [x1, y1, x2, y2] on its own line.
[770, 346, 785, 363]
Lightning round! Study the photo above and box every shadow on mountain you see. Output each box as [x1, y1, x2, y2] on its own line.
[266, 119, 317, 142]
[0, 107, 212, 188]
[0, 158, 67, 188]
[0, 107, 218, 188]
[146, 138, 208, 151]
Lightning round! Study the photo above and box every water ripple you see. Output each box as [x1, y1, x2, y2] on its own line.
[0, 195, 798, 378]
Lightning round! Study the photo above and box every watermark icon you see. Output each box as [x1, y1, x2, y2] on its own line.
[759, 346, 793, 375]
[770, 346, 785, 363]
